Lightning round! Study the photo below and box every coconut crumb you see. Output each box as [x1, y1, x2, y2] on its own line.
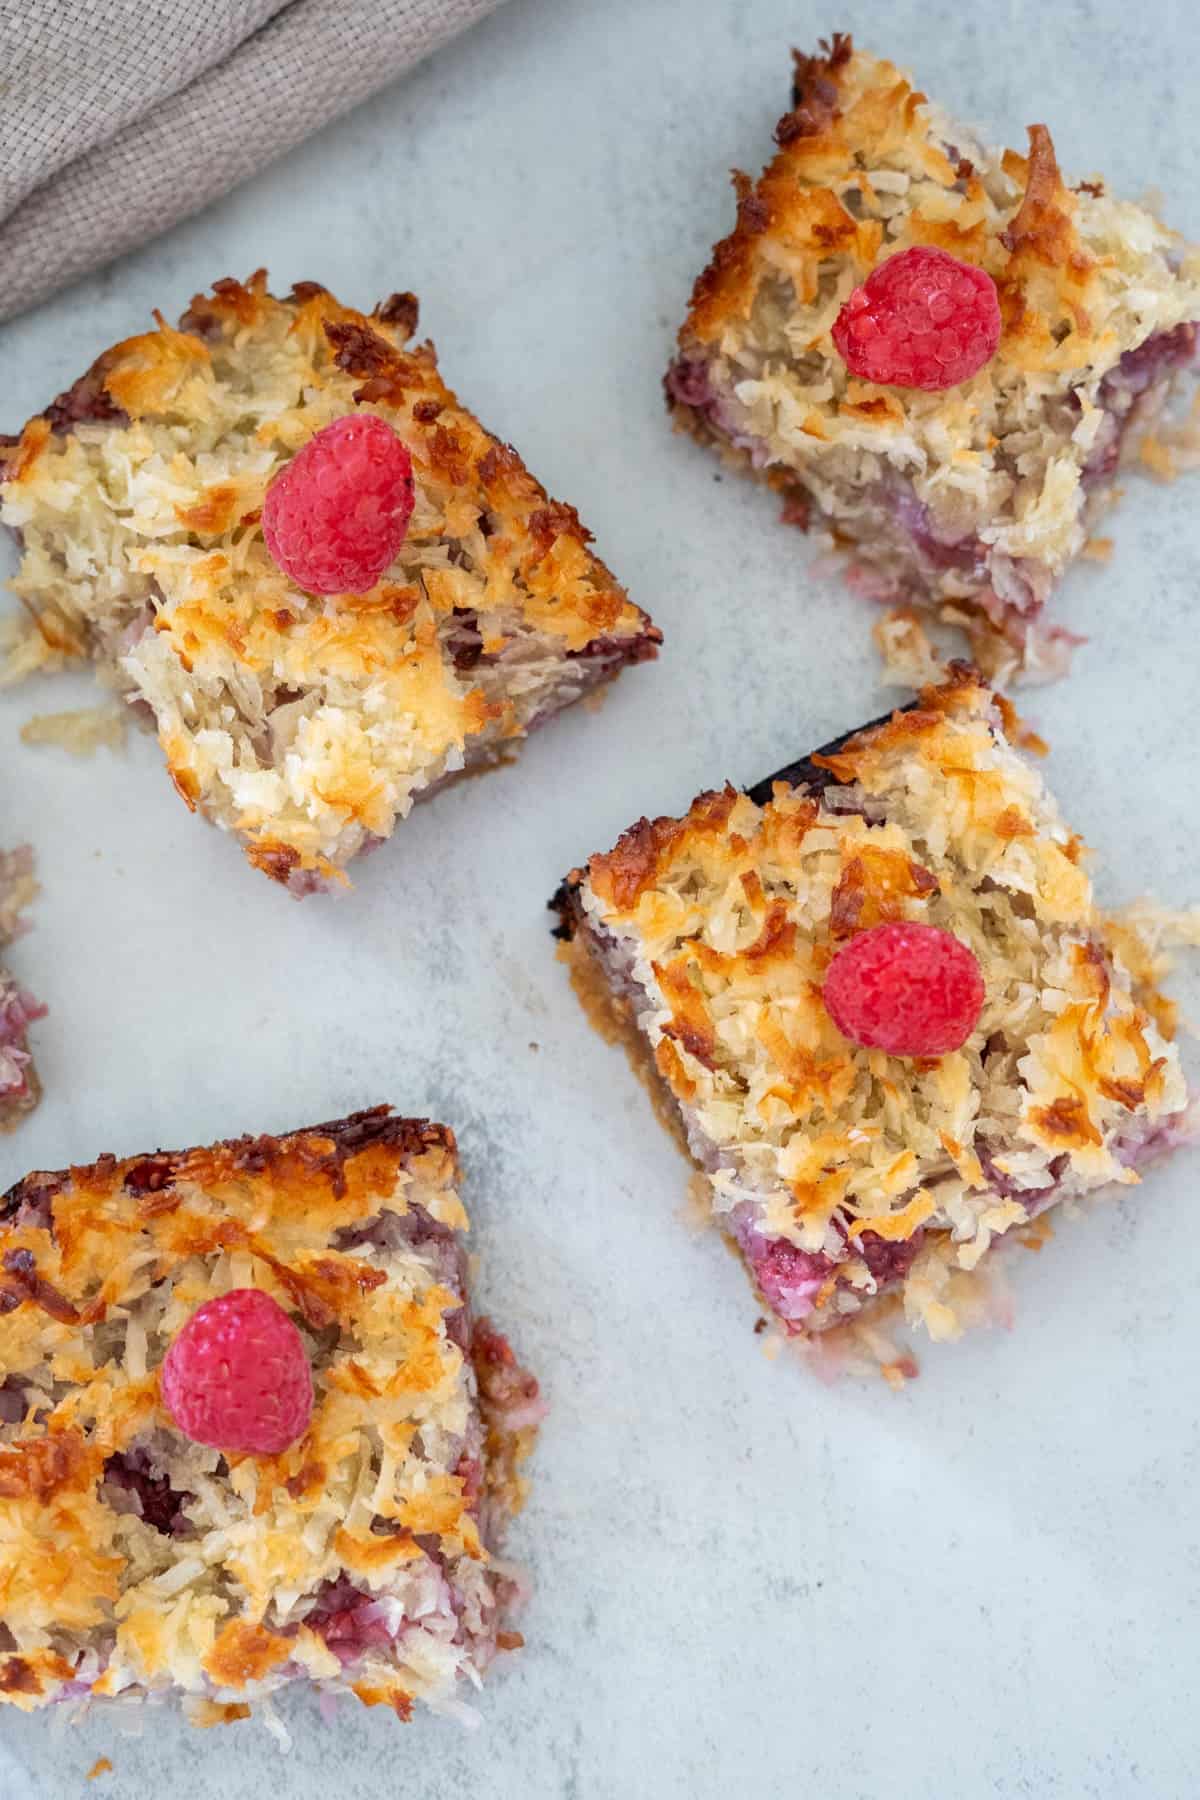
[1145, 388, 1200, 475]
[0, 844, 44, 1130]
[1017, 1214, 1055, 1252]
[20, 705, 127, 756]
[680, 1172, 713, 1234]
[0, 845, 38, 945]
[1139, 436, 1178, 481]
[1107, 901, 1200, 1029]
[0, 609, 77, 687]
[87, 1758, 114, 1780]
[874, 609, 947, 688]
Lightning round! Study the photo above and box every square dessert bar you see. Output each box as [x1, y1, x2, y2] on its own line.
[0, 272, 659, 893]
[0, 1107, 540, 1724]
[0, 846, 43, 1131]
[665, 35, 1200, 679]
[553, 669, 1190, 1348]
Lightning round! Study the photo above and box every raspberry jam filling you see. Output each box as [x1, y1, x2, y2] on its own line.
[102, 1447, 194, 1536]
[734, 1205, 929, 1330]
[0, 976, 43, 1102]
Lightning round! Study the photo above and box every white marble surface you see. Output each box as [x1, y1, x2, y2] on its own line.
[2, 1, 1200, 1794]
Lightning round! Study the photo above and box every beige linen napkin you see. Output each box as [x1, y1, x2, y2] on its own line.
[0, 0, 507, 324]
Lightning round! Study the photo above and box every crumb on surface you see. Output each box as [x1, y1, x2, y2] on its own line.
[1139, 436, 1178, 480]
[19, 705, 126, 756]
[0, 608, 80, 688]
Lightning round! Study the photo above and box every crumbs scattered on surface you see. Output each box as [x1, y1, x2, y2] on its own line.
[1082, 537, 1114, 561]
[1018, 1214, 1055, 1252]
[873, 609, 947, 689]
[0, 845, 38, 946]
[682, 1173, 712, 1234]
[87, 1758, 113, 1781]
[20, 705, 127, 756]
[1139, 436, 1178, 480]
[0, 608, 78, 687]
[880, 1356, 919, 1390]
[1138, 394, 1200, 481]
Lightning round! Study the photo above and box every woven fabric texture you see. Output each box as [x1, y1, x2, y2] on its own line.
[0, 0, 505, 323]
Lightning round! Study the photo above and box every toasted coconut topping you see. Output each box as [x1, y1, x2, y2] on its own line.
[681, 37, 1198, 408]
[571, 671, 1189, 1338]
[0, 1107, 539, 1719]
[1, 273, 657, 888]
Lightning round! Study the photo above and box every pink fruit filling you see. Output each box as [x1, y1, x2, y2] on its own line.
[101, 1447, 194, 1536]
[0, 973, 44, 1109]
[665, 321, 1198, 665]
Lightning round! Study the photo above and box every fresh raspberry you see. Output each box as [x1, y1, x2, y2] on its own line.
[822, 921, 984, 1057]
[262, 414, 415, 594]
[160, 1288, 313, 1456]
[831, 247, 1001, 390]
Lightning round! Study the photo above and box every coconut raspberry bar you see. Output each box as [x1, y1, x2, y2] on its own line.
[552, 669, 1191, 1348]
[0, 273, 659, 893]
[0, 846, 44, 1130]
[0, 1107, 541, 1726]
[665, 35, 1200, 680]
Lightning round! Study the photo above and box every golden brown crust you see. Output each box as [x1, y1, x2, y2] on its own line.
[2, 1106, 453, 1228]
[588, 788, 739, 912]
[679, 38, 1112, 368]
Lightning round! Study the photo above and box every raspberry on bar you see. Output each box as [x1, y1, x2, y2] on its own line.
[0, 273, 660, 893]
[262, 415, 416, 595]
[0, 1108, 541, 1726]
[822, 920, 984, 1056]
[831, 247, 1001, 391]
[160, 1289, 315, 1456]
[665, 35, 1200, 680]
[552, 669, 1191, 1354]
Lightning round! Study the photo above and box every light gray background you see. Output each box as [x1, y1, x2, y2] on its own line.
[2, 1, 1199, 1794]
